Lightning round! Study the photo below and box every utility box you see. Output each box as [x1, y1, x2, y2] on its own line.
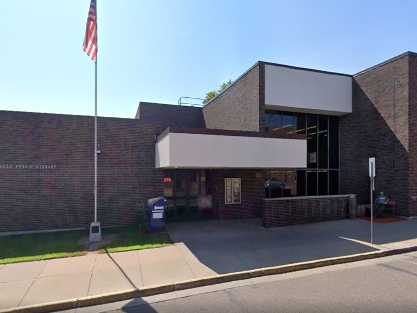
[147, 197, 167, 231]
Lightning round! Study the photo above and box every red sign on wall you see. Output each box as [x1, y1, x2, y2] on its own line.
[163, 177, 172, 184]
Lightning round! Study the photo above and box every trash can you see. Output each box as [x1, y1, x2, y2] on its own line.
[147, 197, 167, 231]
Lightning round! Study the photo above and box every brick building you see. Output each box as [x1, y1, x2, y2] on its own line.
[1, 51, 416, 232]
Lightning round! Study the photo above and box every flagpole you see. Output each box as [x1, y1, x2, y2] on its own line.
[89, 0, 101, 242]
[94, 57, 97, 223]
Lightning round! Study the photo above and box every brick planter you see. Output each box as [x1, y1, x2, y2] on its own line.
[263, 195, 356, 227]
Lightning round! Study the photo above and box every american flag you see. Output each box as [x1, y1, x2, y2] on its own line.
[83, 0, 97, 61]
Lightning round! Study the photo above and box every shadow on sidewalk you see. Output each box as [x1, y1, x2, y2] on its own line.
[166, 218, 417, 274]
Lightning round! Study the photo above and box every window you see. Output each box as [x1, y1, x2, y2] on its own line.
[318, 171, 328, 195]
[296, 115, 306, 135]
[264, 110, 340, 197]
[329, 170, 339, 195]
[264, 111, 297, 132]
[265, 171, 297, 198]
[318, 116, 328, 169]
[329, 117, 339, 169]
[296, 170, 306, 196]
[307, 171, 317, 196]
[307, 115, 318, 168]
[225, 178, 241, 204]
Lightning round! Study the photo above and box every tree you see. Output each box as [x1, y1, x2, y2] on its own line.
[203, 80, 233, 104]
[219, 80, 232, 92]
[203, 90, 217, 104]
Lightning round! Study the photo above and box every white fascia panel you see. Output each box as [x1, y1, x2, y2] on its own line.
[155, 133, 306, 169]
[155, 134, 170, 168]
[265, 64, 352, 115]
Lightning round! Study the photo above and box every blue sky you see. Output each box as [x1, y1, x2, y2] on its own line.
[1, 0, 416, 118]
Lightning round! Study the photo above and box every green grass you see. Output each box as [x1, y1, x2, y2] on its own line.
[0, 227, 172, 265]
[104, 227, 172, 253]
[0, 231, 86, 265]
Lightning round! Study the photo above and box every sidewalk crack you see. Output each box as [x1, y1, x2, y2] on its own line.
[17, 261, 47, 307]
[105, 249, 138, 290]
[86, 254, 98, 297]
[137, 251, 144, 288]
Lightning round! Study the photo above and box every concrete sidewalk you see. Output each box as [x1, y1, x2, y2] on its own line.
[167, 218, 417, 273]
[1, 218, 417, 310]
[0, 244, 215, 310]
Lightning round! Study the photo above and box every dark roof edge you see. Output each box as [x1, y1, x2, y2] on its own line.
[0, 109, 137, 121]
[138, 101, 202, 108]
[260, 61, 352, 77]
[354, 51, 417, 77]
[203, 62, 261, 108]
[136, 101, 203, 119]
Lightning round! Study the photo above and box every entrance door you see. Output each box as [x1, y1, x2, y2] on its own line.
[163, 171, 207, 221]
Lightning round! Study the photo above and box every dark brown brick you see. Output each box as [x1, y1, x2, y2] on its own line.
[0, 111, 166, 232]
[203, 64, 260, 132]
[340, 53, 412, 215]
[208, 170, 266, 219]
[136, 102, 205, 128]
[262, 196, 350, 227]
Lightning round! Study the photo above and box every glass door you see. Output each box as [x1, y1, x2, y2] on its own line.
[163, 171, 206, 221]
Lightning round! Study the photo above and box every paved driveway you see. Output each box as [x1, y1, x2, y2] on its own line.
[167, 218, 417, 274]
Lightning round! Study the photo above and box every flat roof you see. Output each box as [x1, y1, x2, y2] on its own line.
[0, 109, 137, 121]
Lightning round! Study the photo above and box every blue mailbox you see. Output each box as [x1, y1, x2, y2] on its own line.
[147, 197, 167, 231]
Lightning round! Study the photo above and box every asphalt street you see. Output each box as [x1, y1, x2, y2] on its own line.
[71, 251, 417, 313]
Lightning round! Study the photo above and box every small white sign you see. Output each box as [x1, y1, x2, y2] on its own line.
[369, 157, 376, 178]
[152, 212, 163, 219]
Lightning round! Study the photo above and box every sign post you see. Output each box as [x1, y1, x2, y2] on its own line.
[369, 157, 376, 245]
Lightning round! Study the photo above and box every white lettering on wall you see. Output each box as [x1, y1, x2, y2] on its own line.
[0, 164, 57, 170]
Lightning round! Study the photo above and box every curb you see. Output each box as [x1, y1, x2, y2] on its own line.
[2, 245, 417, 313]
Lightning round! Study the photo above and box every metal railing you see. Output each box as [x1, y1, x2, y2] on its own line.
[177, 96, 204, 107]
